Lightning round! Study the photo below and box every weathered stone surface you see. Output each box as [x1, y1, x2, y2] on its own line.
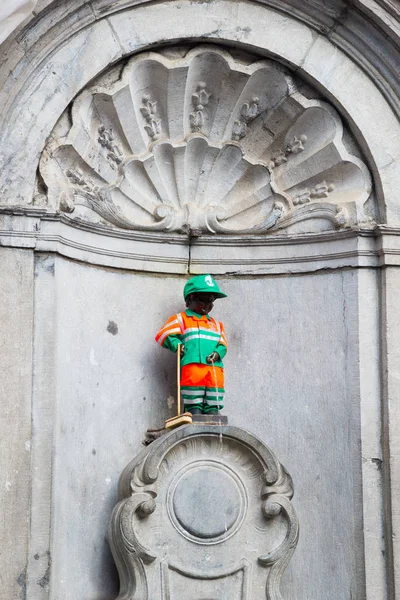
[0, 248, 34, 599]
[358, 268, 386, 599]
[26, 255, 56, 600]
[0, 0, 38, 45]
[301, 33, 400, 172]
[0, 248, 388, 600]
[381, 267, 400, 598]
[37, 260, 370, 599]
[110, 424, 299, 599]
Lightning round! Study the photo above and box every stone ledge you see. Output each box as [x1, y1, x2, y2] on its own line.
[3, 210, 400, 273]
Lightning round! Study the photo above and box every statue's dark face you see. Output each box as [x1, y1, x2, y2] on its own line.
[186, 292, 216, 315]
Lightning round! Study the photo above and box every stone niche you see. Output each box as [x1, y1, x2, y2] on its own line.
[109, 424, 299, 600]
[40, 44, 372, 238]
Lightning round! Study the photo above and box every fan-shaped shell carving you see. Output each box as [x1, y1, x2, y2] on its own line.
[40, 46, 373, 234]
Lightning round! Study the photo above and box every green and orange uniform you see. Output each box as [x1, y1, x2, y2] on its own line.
[155, 301, 227, 413]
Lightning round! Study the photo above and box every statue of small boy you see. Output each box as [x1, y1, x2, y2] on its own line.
[155, 274, 227, 415]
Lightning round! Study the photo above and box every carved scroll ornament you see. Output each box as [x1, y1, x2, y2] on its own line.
[40, 46, 372, 235]
[109, 425, 299, 600]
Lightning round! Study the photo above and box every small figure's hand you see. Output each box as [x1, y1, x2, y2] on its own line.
[206, 351, 220, 363]
[179, 344, 185, 357]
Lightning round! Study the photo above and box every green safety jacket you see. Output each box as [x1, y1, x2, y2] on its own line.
[155, 309, 227, 368]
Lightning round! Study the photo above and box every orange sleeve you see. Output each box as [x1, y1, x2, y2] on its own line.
[155, 314, 182, 347]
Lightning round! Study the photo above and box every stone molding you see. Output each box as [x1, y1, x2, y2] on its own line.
[2, 209, 400, 273]
[2, 0, 400, 120]
[0, 1, 38, 45]
[110, 424, 299, 600]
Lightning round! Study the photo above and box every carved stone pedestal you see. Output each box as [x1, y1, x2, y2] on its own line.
[109, 425, 299, 599]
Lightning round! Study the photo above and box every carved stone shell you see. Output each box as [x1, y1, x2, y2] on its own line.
[40, 46, 373, 234]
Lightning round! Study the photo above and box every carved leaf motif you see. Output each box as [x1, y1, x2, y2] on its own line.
[311, 181, 335, 199]
[293, 182, 335, 206]
[286, 134, 307, 154]
[144, 120, 161, 139]
[66, 167, 87, 188]
[190, 82, 211, 133]
[269, 152, 288, 169]
[231, 96, 260, 141]
[293, 190, 311, 206]
[232, 120, 247, 141]
[240, 96, 260, 123]
[140, 95, 158, 118]
[98, 125, 124, 168]
[192, 81, 211, 109]
[140, 94, 161, 140]
[189, 110, 204, 131]
[270, 134, 307, 169]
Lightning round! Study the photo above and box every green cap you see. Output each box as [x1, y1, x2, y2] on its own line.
[183, 274, 227, 300]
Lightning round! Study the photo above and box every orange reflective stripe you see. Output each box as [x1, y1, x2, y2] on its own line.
[181, 313, 226, 346]
[155, 315, 181, 345]
[219, 322, 227, 348]
[177, 312, 184, 333]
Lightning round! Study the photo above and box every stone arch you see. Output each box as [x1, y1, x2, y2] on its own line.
[0, 0, 399, 225]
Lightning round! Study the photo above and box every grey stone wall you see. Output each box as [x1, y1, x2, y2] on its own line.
[20, 256, 373, 599]
[0, 248, 34, 599]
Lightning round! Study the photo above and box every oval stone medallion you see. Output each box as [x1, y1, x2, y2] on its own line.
[170, 464, 244, 541]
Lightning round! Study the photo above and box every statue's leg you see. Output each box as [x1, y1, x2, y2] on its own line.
[204, 365, 225, 414]
[182, 398, 203, 414]
[181, 364, 207, 415]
